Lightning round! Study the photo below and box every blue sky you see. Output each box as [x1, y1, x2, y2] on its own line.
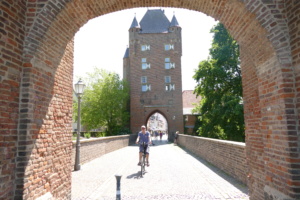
[73, 7, 217, 91]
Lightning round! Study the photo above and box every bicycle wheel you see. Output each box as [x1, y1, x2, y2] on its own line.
[141, 154, 145, 176]
[140, 159, 143, 176]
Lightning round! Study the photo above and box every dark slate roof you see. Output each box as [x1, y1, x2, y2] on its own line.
[170, 15, 180, 27]
[129, 16, 140, 29]
[139, 9, 171, 33]
[123, 47, 129, 58]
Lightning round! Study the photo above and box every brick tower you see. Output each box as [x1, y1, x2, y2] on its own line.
[123, 9, 184, 138]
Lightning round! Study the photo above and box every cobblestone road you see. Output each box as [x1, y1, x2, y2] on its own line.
[72, 136, 249, 200]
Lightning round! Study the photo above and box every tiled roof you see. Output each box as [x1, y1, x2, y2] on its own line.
[182, 90, 201, 115]
[139, 9, 171, 33]
[128, 9, 181, 33]
[182, 90, 201, 108]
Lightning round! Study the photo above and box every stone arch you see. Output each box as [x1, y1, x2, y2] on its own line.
[23, 1, 291, 66]
[1, 0, 299, 199]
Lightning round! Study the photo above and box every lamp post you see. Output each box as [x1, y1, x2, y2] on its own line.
[74, 79, 86, 171]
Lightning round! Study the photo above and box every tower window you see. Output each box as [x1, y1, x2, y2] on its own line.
[165, 44, 174, 51]
[141, 76, 147, 83]
[141, 45, 150, 51]
[165, 76, 171, 83]
[142, 84, 151, 92]
[142, 58, 150, 69]
[165, 84, 175, 91]
[165, 58, 175, 69]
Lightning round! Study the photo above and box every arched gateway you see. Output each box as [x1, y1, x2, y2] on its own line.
[0, 1, 299, 199]
[146, 111, 169, 135]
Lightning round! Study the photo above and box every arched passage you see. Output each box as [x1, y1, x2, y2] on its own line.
[1, 1, 299, 199]
[145, 111, 169, 139]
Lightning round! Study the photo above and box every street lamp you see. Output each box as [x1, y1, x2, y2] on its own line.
[74, 79, 86, 171]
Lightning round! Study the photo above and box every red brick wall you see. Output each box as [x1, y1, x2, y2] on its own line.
[240, 44, 263, 199]
[1, 0, 299, 199]
[184, 115, 197, 134]
[290, 1, 300, 122]
[178, 134, 247, 185]
[16, 38, 74, 199]
[0, 1, 25, 199]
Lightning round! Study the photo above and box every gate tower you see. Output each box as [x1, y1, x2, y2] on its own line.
[123, 9, 184, 137]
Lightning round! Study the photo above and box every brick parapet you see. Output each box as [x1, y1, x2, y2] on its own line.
[71, 134, 137, 166]
[178, 134, 247, 185]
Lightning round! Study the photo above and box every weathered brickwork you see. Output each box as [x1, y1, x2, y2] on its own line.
[71, 134, 137, 166]
[178, 134, 247, 185]
[240, 44, 265, 200]
[0, 0, 299, 199]
[0, 1, 26, 199]
[15, 38, 74, 200]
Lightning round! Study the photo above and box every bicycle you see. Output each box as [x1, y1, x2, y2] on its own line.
[140, 142, 148, 177]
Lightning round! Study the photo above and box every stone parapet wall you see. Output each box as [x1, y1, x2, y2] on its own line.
[178, 134, 247, 185]
[72, 134, 137, 166]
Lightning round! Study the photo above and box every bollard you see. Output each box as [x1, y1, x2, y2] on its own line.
[115, 174, 122, 200]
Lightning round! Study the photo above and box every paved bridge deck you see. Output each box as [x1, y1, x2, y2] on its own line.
[72, 136, 249, 200]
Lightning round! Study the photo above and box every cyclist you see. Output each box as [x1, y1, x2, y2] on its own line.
[136, 125, 152, 167]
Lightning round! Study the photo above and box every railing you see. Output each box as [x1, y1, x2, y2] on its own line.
[177, 134, 247, 185]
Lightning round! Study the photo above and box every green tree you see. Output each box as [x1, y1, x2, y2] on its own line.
[193, 23, 245, 142]
[76, 68, 130, 135]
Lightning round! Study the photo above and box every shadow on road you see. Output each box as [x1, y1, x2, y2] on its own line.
[126, 171, 149, 179]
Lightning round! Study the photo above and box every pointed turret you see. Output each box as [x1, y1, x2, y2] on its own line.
[129, 15, 140, 30]
[170, 14, 180, 28]
[123, 46, 130, 82]
[123, 47, 129, 58]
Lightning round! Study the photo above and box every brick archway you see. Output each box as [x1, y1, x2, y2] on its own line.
[1, 1, 299, 199]
[145, 110, 169, 131]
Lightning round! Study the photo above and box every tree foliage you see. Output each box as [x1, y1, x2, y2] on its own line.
[74, 68, 130, 135]
[193, 23, 245, 142]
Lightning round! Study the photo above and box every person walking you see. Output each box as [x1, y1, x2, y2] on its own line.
[159, 131, 163, 140]
[174, 131, 179, 145]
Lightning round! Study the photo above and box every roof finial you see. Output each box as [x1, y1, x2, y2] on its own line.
[134, 13, 136, 17]
[173, 11, 175, 16]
